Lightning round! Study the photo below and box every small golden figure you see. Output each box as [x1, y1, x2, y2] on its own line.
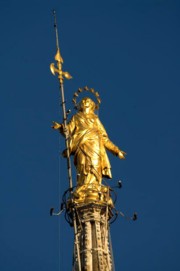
[52, 97, 126, 201]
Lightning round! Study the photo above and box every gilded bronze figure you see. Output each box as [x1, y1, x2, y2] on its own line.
[52, 96, 126, 200]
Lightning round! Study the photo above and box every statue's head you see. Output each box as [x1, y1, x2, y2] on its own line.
[73, 87, 101, 111]
[79, 97, 96, 112]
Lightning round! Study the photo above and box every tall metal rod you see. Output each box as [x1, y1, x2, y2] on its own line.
[50, 10, 82, 271]
[60, 82, 73, 190]
[72, 208, 82, 271]
[51, 10, 73, 190]
[53, 10, 60, 50]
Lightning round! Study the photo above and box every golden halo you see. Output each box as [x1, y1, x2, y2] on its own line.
[72, 86, 101, 110]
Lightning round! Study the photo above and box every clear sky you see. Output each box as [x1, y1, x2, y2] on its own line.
[1, 0, 180, 270]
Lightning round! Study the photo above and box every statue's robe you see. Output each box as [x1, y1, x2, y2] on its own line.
[66, 111, 120, 185]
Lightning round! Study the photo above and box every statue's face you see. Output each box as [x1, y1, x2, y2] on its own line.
[80, 98, 95, 111]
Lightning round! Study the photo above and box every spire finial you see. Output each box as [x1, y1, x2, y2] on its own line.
[50, 10, 72, 83]
[52, 10, 60, 51]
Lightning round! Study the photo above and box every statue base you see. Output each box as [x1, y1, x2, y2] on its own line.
[70, 185, 114, 207]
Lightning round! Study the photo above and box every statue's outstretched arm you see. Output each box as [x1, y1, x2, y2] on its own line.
[104, 139, 126, 159]
[96, 118, 126, 159]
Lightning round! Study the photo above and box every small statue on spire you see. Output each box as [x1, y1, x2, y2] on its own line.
[52, 88, 126, 201]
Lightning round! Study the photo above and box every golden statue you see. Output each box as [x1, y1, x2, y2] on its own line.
[52, 96, 126, 202]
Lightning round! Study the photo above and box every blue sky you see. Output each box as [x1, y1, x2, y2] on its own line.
[1, 0, 180, 270]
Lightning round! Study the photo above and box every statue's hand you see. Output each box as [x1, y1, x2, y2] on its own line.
[63, 126, 69, 137]
[118, 150, 126, 159]
[51, 121, 62, 130]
